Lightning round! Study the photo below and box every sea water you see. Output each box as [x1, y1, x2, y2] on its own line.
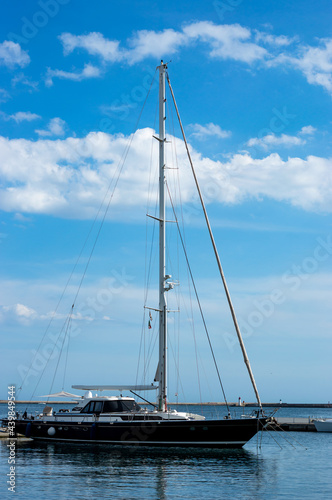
[1, 404, 331, 499]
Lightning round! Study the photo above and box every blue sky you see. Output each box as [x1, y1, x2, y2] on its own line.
[1, 0, 332, 404]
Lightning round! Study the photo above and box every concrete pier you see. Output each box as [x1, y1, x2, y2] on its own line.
[267, 417, 316, 432]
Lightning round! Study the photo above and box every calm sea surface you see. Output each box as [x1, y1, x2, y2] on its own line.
[1, 404, 332, 499]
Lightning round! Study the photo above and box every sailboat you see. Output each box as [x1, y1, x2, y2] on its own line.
[4, 62, 270, 448]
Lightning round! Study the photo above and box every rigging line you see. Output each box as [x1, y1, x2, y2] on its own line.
[167, 85, 193, 397]
[132, 79, 158, 389]
[166, 72, 263, 411]
[19, 71, 158, 397]
[176, 301, 181, 403]
[135, 310, 156, 389]
[144, 100, 158, 299]
[166, 92, 180, 211]
[185, 274, 203, 405]
[143, 205, 159, 323]
[142, 321, 158, 383]
[267, 422, 296, 449]
[137, 307, 157, 388]
[167, 319, 188, 406]
[62, 305, 73, 390]
[135, 313, 145, 387]
[165, 180, 230, 414]
[16, 225, 96, 395]
[268, 419, 308, 450]
[168, 95, 187, 403]
[72, 71, 158, 308]
[139, 123, 158, 387]
[145, 315, 157, 363]
[17, 189, 119, 396]
[130, 390, 158, 409]
[144, 220, 157, 305]
[263, 426, 283, 449]
[28, 304, 72, 402]
[165, 199, 203, 404]
[259, 422, 264, 449]
[141, 310, 148, 386]
[47, 309, 73, 402]
[140, 166, 157, 385]
[141, 227, 158, 385]
[146, 100, 159, 211]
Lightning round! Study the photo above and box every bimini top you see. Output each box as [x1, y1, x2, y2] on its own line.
[40, 390, 81, 398]
[72, 384, 158, 391]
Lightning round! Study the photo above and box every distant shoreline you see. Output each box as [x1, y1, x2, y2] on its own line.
[0, 400, 331, 408]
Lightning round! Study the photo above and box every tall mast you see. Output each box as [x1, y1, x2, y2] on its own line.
[158, 61, 167, 411]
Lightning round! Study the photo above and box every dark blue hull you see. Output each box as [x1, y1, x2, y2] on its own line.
[4, 417, 268, 448]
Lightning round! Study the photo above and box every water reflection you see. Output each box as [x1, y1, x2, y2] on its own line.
[2, 405, 331, 499]
[1, 439, 279, 499]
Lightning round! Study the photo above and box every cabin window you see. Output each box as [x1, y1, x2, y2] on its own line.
[94, 402, 103, 413]
[103, 400, 141, 413]
[103, 401, 120, 413]
[81, 402, 92, 413]
[80, 401, 104, 414]
[120, 400, 141, 412]
[81, 399, 142, 413]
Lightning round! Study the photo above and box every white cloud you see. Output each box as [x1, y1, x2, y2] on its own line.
[0, 41, 30, 68]
[57, 22, 267, 68]
[13, 213, 32, 222]
[269, 39, 332, 94]
[183, 21, 267, 63]
[246, 125, 317, 149]
[0, 88, 10, 102]
[254, 30, 296, 47]
[101, 103, 136, 117]
[190, 122, 231, 140]
[246, 132, 306, 149]
[125, 28, 187, 64]
[0, 276, 143, 327]
[59, 32, 123, 62]
[299, 125, 317, 135]
[0, 298, 91, 324]
[35, 117, 66, 137]
[45, 63, 101, 86]
[296, 40, 332, 92]
[16, 303, 37, 318]
[58, 29, 187, 65]
[216, 152, 332, 211]
[1, 303, 37, 323]
[59, 29, 187, 65]
[11, 73, 39, 91]
[54, 23, 332, 95]
[0, 128, 332, 217]
[1, 111, 41, 123]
